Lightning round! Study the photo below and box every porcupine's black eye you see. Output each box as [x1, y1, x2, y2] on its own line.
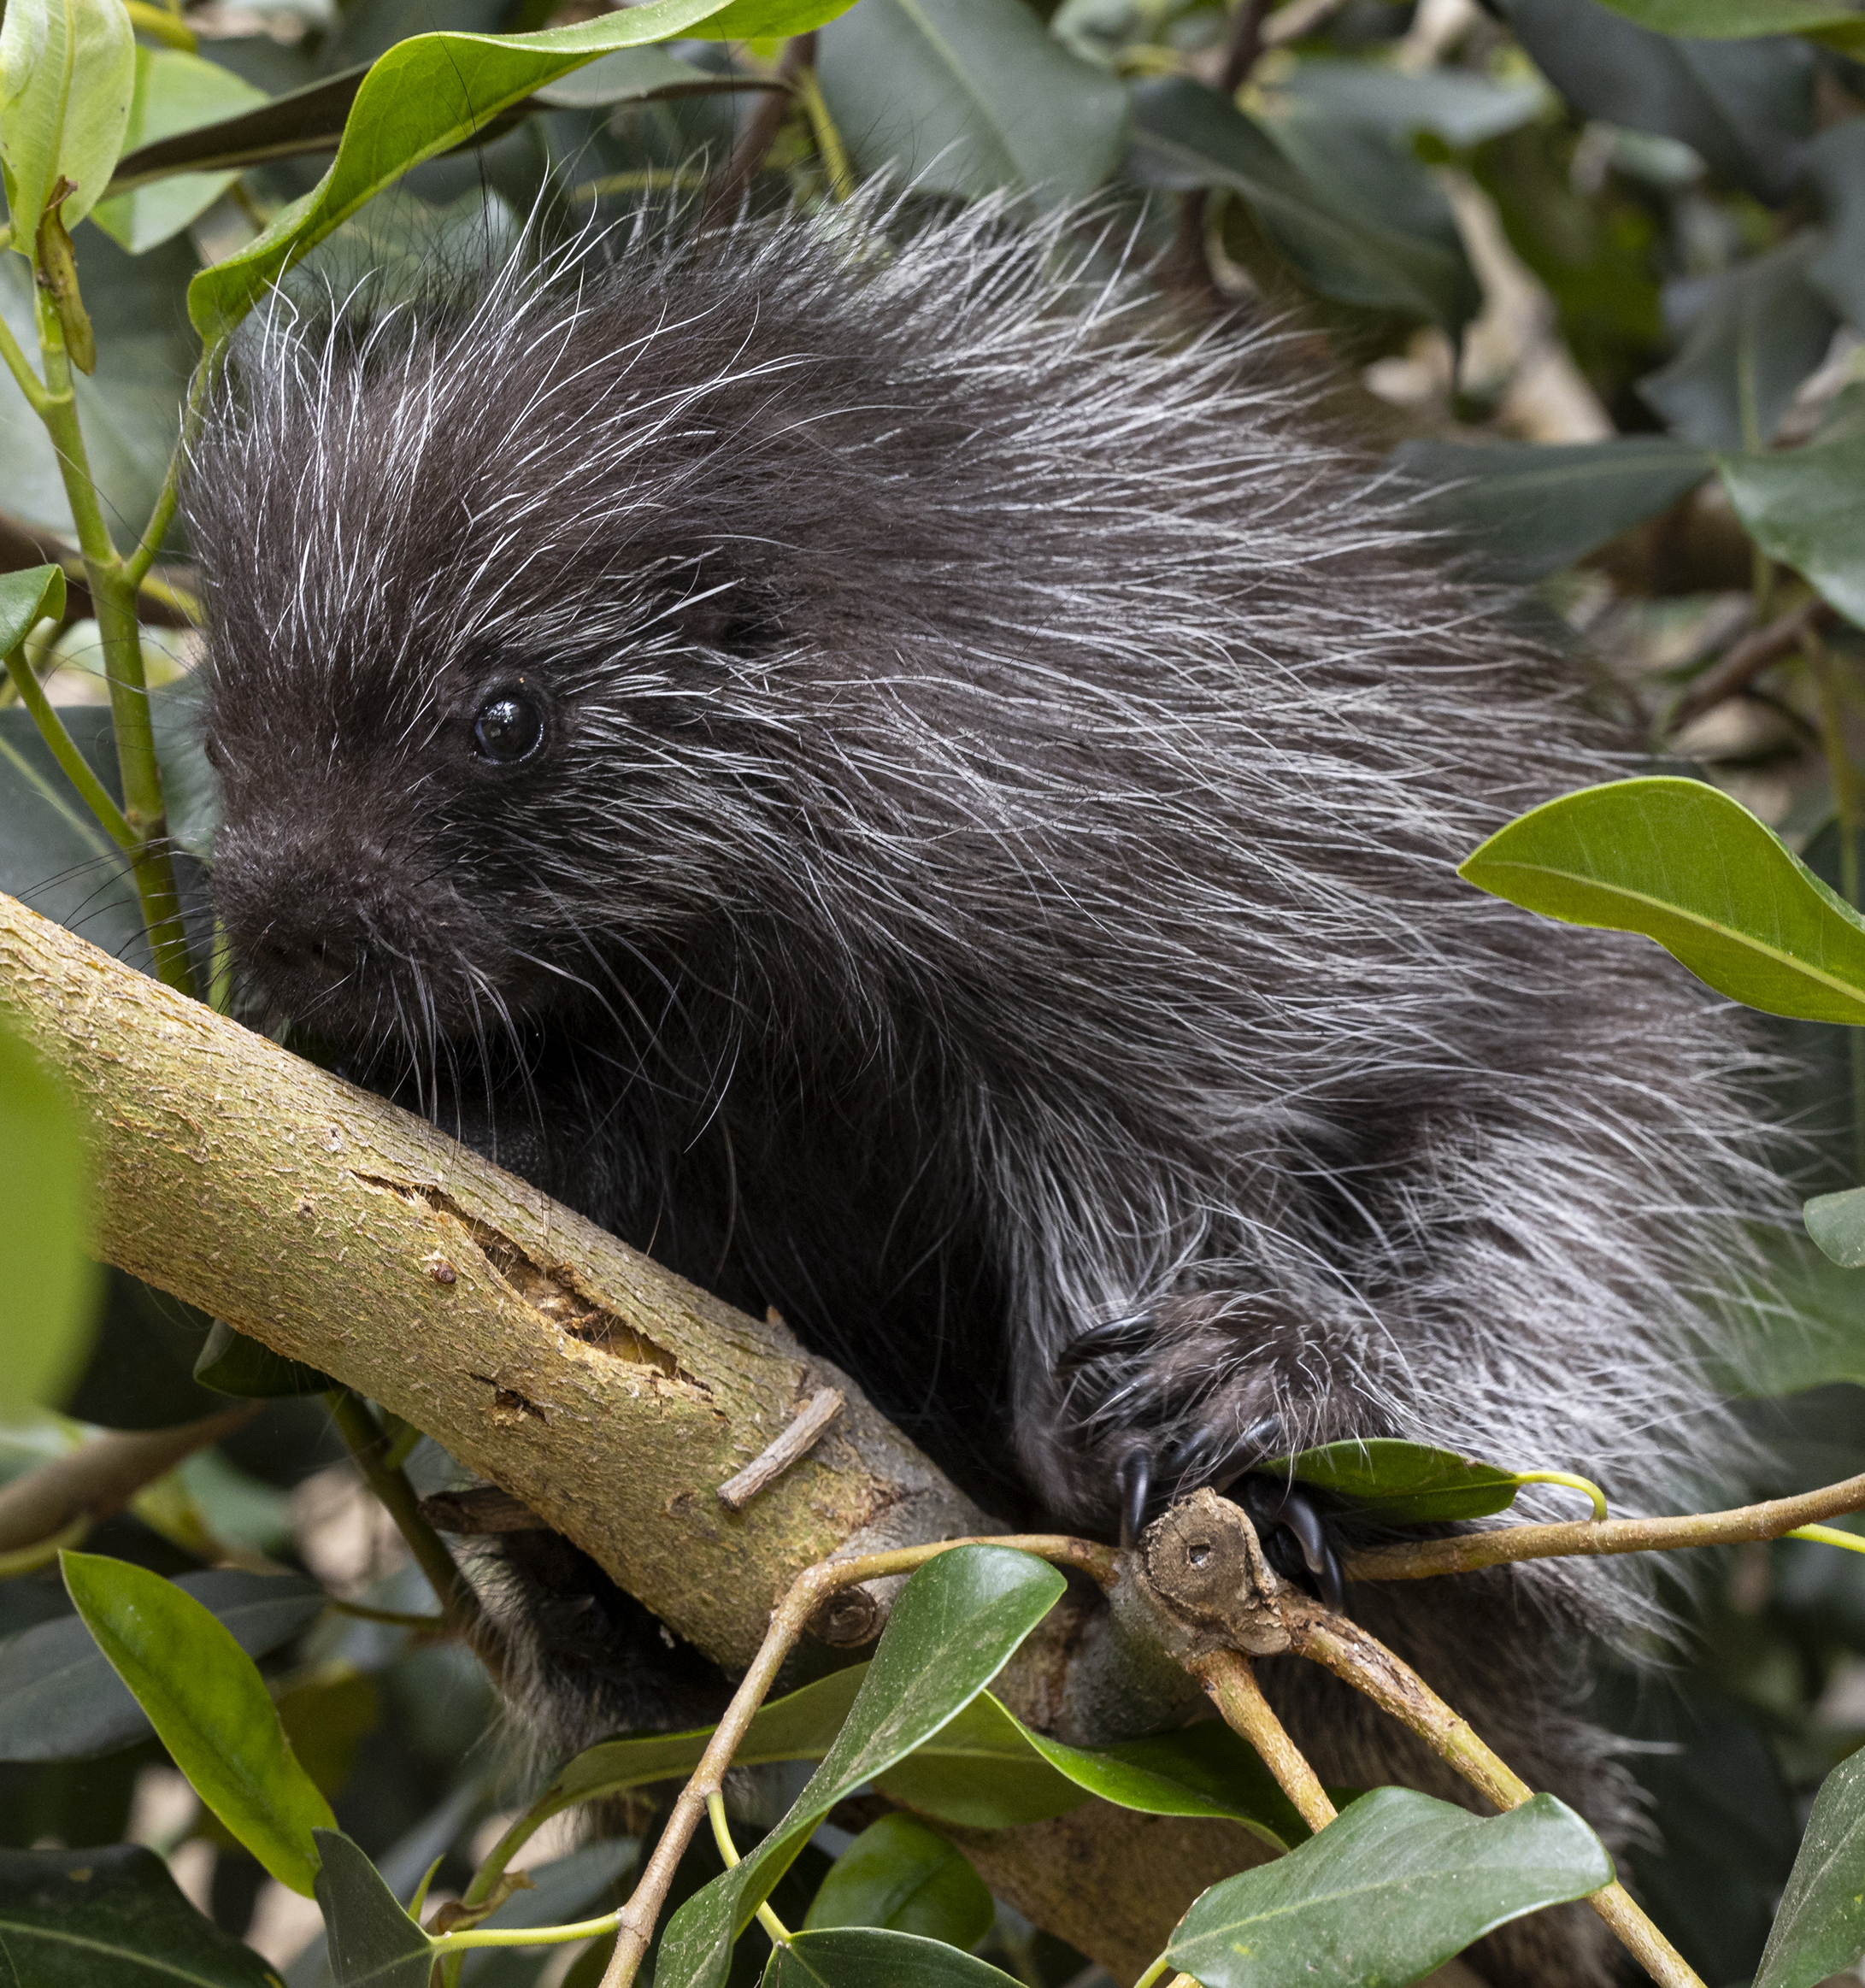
[472, 688, 544, 765]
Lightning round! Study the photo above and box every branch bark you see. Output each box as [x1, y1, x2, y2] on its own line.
[0, 890, 1278, 1985]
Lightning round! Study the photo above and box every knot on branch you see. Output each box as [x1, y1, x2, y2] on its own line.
[1133, 1487, 1291, 1656]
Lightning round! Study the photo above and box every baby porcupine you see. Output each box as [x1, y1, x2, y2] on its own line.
[191, 200, 1780, 1985]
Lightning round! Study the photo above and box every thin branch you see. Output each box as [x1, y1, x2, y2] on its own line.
[327, 1390, 504, 1685]
[1284, 1601, 1702, 1988]
[3, 639, 138, 850]
[1166, 0, 1272, 295]
[717, 1387, 844, 1510]
[1340, 1470, 1865, 1583]
[702, 35, 811, 225]
[1668, 597, 1836, 731]
[595, 1533, 1115, 1988]
[1185, 1646, 1335, 1833]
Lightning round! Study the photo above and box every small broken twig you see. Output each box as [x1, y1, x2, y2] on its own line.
[1186, 1646, 1336, 1833]
[717, 1387, 845, 1510]
[1668, 597, 1835, 730]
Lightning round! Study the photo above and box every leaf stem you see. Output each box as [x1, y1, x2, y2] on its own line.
[1341, 1469, 1865, 1583]
[1512, 1469, 1607, 1520]
[706, 1791, 792, 1945]
[325, 1390, 503, 1682]
[431, 1907, 625, 1956]
[796, 66, 853, 201]
[126, 346, 216, 592]
[31, 282, 197, 997]
[1184, 1647, 1335, 1834]
[3, 640, 138, 850]
[1284, 1602, 1703, 1988]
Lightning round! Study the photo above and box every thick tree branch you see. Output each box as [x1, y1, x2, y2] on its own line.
[0, 891, 1280, 1986]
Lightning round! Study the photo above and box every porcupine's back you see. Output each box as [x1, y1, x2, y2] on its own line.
[190, 198, 1788, 1979]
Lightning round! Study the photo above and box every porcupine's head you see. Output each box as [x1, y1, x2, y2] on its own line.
[187, 212, 1003, 1091]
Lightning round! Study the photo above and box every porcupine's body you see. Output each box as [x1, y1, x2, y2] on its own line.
[191, 202, 1778, 1986]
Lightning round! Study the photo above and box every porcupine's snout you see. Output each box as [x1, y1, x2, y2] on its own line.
[210, 804, 476, 1044]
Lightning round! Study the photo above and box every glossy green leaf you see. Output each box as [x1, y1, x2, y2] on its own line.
[0, 1008, 97, 1421]
[763, 1927, 1023, 1986]
[62, 1549, 337, 1895]
[0, 1567, 327, 1762]
[1498, 0, 1815, 206]
[0, 0, 135, 241]
[88, 46, 268, 254]
[1126, 78, 1468, 328]
[1754, 1748, 1865, 1988]
[1394, 438, 1711, 581]
[1272, 1439, 1526, 1525]
[874, 1691, 1091, 1828]
[1460, 777, 1865, 1026]
[1162, 1788, 1614, 1987]
[656, 1546, 1065, 1988]
[879, 1691, 1307, 1844]
[0, 1843, 280, 1986]
[185, 0, 845, 335]
[509, 1664, 868, 1855]
[1810, 118, 1865, 329]
[313, 1827, 434, 1988]
[1642, 236, 1839, 449]
[1596, 0, 1864, 31]
[804, 1814, 993, 1948]
[0, 562, 65, 654]
[1805, 1186, 1865, 1268]
[102, 49, 761, 193]
[195, 1317, 337, 1397]
[815, 0, 1128, 205]
[1720, 436, 1865, 627]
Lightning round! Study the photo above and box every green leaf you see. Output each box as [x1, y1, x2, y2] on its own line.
[1393, 438, 1712, 582]
[313, 1827, 435, 1988]
[1755, 1748, 1865, 1988]
[185, 0, 845, 336]
[1642, 236, 1839, 449]
[762, 1927, 1024, 1986]
[0, 1842, 281, 1986]
[61, 1549, 338, 1895]
[0, 1006, 98, 1420]
[1459, 777, 1865, 1026]
[102, 49, 762, 194]
[873, 1691, 1091, 1829]
[0, 0, 135, 240]
[815, 0, 1129, 205]
[1497, 0, 1815, 207]
[1719, 436, 1865, 627]
[1810, 119, 1865, 329]
[1272, 1439, 1526, 1525]
[88, 46, 268, 253]
[0, 562, 66, 654]
[1805, 1186, 1865, 1268]
[0, 1567, 327, 1762]
[804, 1815, 993, 1948]
[195, 1318, 337, 1397]
[508, 1666, 868, 1854]
[877, 1693, 1308, 1845]
[1594, 0, 1864, 32]
[1273, 61, 1546, 147]
[1162, 1788, 1614, 1987]
[1125, 78, 1468, 329]
[655, 1545, 1065, 1988]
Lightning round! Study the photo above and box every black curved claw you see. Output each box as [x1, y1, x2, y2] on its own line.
[1118, 1447, 1153, 1550]
[1238, 1476, 1346, 1612]
[1056, 1314, 1153, 1374]
[1274, 1485, 1346, 1613]
[1207, 1414, 1287, 1494]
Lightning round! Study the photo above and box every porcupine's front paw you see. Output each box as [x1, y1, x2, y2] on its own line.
[1052, 1296, 1348, 1609]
